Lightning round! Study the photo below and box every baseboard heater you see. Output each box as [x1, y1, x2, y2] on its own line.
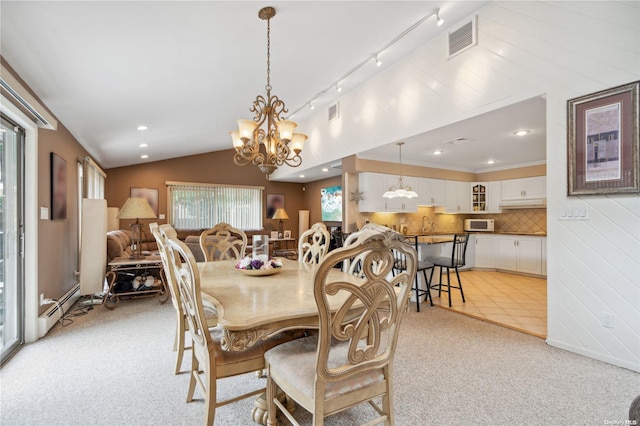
[38, 283, 80, 338]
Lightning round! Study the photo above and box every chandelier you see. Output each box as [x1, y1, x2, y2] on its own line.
[383, 142, 418, 199]
[230, 6, 307, 178]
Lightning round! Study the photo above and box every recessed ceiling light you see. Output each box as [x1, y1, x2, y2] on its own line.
[433, 150, 444, 155]
[487, 159, 495, 164]
[322, 168, 329, 172]
[139, 143, 148, 148]
[299, 174, 305, 178]
[141, 154, 149, 159]
[137, 125, 148, 131]
[513, 129, 530, 136]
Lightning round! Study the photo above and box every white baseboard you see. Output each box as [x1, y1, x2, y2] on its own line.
[38, 284, 80, 338]
[546, 338, 640, 373]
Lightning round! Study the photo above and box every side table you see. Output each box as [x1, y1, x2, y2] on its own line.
[104, 255, 169, 309]
[271, 238, 297, 260]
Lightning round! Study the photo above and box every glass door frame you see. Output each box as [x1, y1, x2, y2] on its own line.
[1, 114, 25, 363]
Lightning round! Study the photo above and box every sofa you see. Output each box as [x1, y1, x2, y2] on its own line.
[106, 229, 158, 263]
[107, 227, 271, 264]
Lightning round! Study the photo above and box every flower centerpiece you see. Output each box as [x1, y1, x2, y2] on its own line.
[235, 256, 284, 276]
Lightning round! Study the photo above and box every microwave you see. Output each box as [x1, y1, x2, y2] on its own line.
[464, 219, 494, 232]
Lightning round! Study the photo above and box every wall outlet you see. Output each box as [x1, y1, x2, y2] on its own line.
[600, 312, 614, 328]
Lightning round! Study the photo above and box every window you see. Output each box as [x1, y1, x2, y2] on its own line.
[167, 181, 263, 230]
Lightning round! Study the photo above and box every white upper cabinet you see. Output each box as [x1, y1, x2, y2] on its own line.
[439, 180, 470, 214]
[487, 181, 502, 213]
[501, 176, 546, 200]
[417, 178, 446, 206]
[470, 182, 488, 213]
[359, 173, 387, 212]
[358, 173, 418, 213]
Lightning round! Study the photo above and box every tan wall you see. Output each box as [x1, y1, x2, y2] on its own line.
[2, 59, 91, 315]
[477, 164, 546, 182]
[302, 175, 343, 229]
[355, 157, 477, 181]
[37, 124, 91, 314]
[104, 150, 305, 238]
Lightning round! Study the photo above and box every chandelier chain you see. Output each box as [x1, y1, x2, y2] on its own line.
[265, 15, 271, 93]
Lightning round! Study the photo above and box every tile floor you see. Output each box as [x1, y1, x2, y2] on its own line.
[426, 269, 547, 338]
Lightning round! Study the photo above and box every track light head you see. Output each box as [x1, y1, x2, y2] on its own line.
[435, 9, 444, 26]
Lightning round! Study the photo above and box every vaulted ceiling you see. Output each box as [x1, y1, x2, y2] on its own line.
[1, 1, 544, 181]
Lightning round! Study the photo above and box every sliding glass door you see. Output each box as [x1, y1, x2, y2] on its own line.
[1, 115, 25, 363]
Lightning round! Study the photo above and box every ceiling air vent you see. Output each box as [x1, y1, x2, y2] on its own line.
[448, 16, 477, 59]
[328, 102, 339, 122]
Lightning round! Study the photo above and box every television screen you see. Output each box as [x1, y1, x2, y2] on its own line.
[321, 185, 342, 222]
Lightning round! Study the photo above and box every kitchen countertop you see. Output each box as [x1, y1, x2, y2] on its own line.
[404, 231, 547, 240]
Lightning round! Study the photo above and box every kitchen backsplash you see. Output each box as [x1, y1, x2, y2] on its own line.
[356, 207, 546, 235]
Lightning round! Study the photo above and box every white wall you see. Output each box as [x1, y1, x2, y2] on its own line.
[286, 1, 640, 371]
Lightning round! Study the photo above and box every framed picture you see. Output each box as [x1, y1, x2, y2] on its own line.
[321, 185, 342, 222]
[283, 230, 291, 239]
[270, 231, 279, 239]
[130, 187, 159, 216]
[266, 193, 284, 218]
[567, 81, 639, 195]
[50, 152, 67, 220]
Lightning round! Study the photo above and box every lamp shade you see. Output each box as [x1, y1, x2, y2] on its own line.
[117, 197, 157, 220]
[272, 208, 289, 220]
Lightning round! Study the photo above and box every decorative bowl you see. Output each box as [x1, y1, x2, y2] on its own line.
[238, 267, 282, 276]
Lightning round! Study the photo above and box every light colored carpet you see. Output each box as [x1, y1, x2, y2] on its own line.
[1, 297, 638, 425]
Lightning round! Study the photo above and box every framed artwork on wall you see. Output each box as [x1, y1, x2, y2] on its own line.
[130, 187, 159, 216]
[567, 80, 639, 195]
[266, 193, 284, 218]
[50, 152, 67, 220]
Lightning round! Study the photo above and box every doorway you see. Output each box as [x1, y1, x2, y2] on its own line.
[0, 115, 25, 363]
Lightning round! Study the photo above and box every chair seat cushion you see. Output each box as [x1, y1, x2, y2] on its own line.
[417, 260, 434, 271]
[425, 257, 463, 268]
[264, 335, 384, 400]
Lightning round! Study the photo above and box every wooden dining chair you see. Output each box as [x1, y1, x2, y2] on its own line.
[199, 222, 247, 261]
[298, 222, 330, 264]
[265, 227, 416, 426]
[426, 233, 470, 307]
[164, 233, 292, 426]
[341, 223, 388, 277]
[150, 223, 219, 374]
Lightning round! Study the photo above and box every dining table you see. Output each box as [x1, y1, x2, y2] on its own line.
[197, 258, 366, 352]
[198, 257, 372, 425]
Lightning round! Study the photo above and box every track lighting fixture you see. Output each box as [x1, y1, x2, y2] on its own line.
[288, 7, 445, 118]
[435, 9, 444, 26]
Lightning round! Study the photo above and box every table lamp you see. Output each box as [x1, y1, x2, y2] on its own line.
[272, 208, 289, 237]
[117, 197, 157, 259]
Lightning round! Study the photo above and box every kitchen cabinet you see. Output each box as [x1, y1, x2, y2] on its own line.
[501, 176, 546, 200]
[417, 178, 446, 206]
[358, 172, 418, 213]
[487, 181, 502, 213]
[385, 176, 418, 212]
[438, 180, 470, 214]
[470, 182, 488, 213]
[474, 234, 496, 268]
[359, 172, 387, 212]
[495, 235, 543, 275]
